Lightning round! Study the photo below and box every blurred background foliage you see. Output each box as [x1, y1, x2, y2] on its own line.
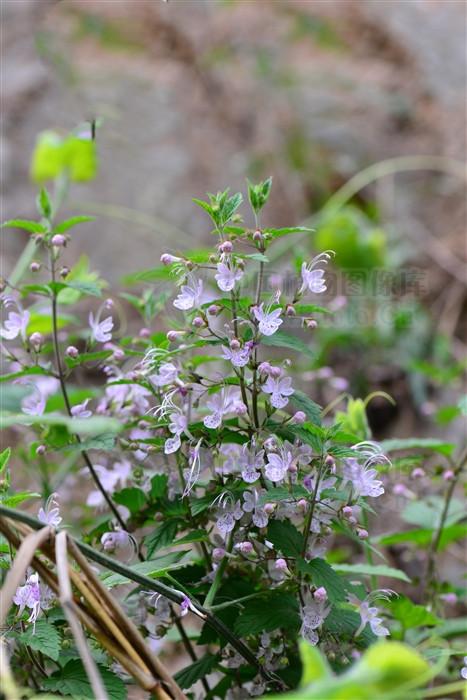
[2, 0, 466, 446]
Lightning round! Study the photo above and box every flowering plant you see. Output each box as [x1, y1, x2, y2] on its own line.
[0, 131, 465, 700]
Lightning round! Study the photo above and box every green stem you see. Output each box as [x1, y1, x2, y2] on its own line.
[203, 533, 233, 608]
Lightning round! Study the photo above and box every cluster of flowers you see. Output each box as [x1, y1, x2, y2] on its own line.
[3, 183, 394, 695]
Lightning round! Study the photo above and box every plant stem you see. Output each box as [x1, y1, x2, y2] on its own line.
[203, 533, 233, 608]
[48, 249, 127, 531]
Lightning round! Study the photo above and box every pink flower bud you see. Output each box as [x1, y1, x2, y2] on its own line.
[235, 541, 253, 555]
[59, 266, 70, 278]
[258, 362, 272, 374]
[285, 304, 296, 317]
[112, 348, 125, 361]
[288, 462, 298, 474]
[274, 558, 288, 572]
[264, 437, 277, 451]
[269, 366, 281, 378]
[325, 455, 335, 467]
[313, 587, 327, 602]
[297, 499, 308, 511]
[66, 346, 79, 359]
[36, 444, 46, 456]
[235, 402, 248, 416]
[29, 332, 43, 352]
[229, 338, 240, 350]
[30, 261, 41, 272]
[139, 327, 151, 338]
[356, 527, 368, 539]
[253, 229, 263, 242]
[304, 318, 318, 329]
[213, 547, 225, 561]
[160, 253, 181, 266]
[440, 592, 457, 604]
[167, 330, 185, 342]
[104, 298, 114, 310]
[411, 467, 425, 479]
[207, 304, 221, 316]
[263, 503, 276, 515]
[51, 234, 66, 247]
[348, 516, 357, 525]
[291, 411, 306, 424]
[219, 241, 233, 254]
[192, 316, 205, 328]
[443, 469, 455, 481]
[342, 506, 353, 518]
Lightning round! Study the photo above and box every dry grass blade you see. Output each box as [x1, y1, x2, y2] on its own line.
[0, 525, 52, 630]
[0, 516, 188, 700]
[55, 531, 109, 700]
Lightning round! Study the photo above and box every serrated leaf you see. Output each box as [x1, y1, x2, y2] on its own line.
[100, 551, 190, 588]
[298, 558, 347, 603]
[1, 219, 47, 233]
[54, 216, 95, 233]
[331, 563, 411, 584]
[234, 592, 300, 636]
[264, 226, 313, 239]
[290, 390, 322, 425]
[262, 331, 314, 359]
[43, 660, 126, 700]
[150, 474, 168, 500]
[174, 653, 219, 690]
[267, 520, 304, 557]
[113, 488, 146, 515]
[144, 520, 179, 557]
[385, 596, 439, 628]
[20, 619, 61, 661]
[63, 280, 102, 297]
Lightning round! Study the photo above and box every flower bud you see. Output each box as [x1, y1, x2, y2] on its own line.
[29, 332, 43, 352]
[193, 316, 205, 328]
[66, 345, 79, 359]
[36, 444, 46, 456]
[342, 506, 353, 518]
[356, 527, 368, 539]
[263, 502, 276, 515]
[207, 304, 221, 316]
[411, 467, 425, 479]
[285, 304, 296, 317]
[112, 348, 125, 361]
[269, 366, 281, 378]
[440, 592, 457, 604]
[219, 241, 233, 254]
[291, 411, 306, 424]
[258, 361, 272, 375]
[274, 558, 288, 572]
[51, 234, 66, 247]
[167, 330, 185, 342]
[304, 318, 318, 329]
[139, 327, 151, 338]
[297, 499, 308, 512]
[348, 516, 357, 525]
[212, 547, 225, 561]
[235, 541, 253, 555]
[30, 261, 41, 272]
[253, 229, 263, 242]
[235, 402, 248, 416]
[313, 586, 327, 602]
[325, 455, 335, 467]
[160, 253, 181, 266]
[60, 266, 70, 279]
[443, 469, 455, 481]
[104, 298, 114, 310]
[230, 338, 240, 350]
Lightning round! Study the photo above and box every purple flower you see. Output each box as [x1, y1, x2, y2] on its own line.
[173, 275, 203, 310]
[165, 411, 188, 454]
[238, 443, 264, 484]
[222, 344, 251, 368]
[299, 252, 333, 295]
[216, 497, 243, 540]
[70, 398, 92, 419]
[215, 262, 243, 292]
[89, 311, 113, 343]
[38, 493, 62, 528]
[347, 593, 389, 637]
[263, 374, 294, 409]
[13, 573, 51, 627]
[253, 302, 282, 336]
[264, 443, 295, 483]
[203, 389, 246, 430]
[342, 457, 384, 498]
[300, 593, 331, 646]
[242, 490, 269, 528]
[150, 362, 178, 387]
[0, 300, 30, 341]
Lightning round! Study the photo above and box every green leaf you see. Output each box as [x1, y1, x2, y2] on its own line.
[69, 433, 116, 452]
[100, 551, 190, 588]
[267, 520, 304, 558]
[20, 619, 61, 661]
[299, 640, 331, 686]
[54, 216, 95, 233]
[63, 280, 102, 297]
[173, 529, 209, 546]
[290, 390, 322, 425]
[380, 438, 455, 457]
[43, 660, 126, 699]
[262, 331, 314, 359]
[174, 653, 219, 690]
[1, 219, 47, 233]
[113, 488, 146, 515]
[264, 226, 314, 239]
[401, 496, 464, 528]
[150, 474, 169, 500]
[1, 491, 41, 507]
[235, 592, 300, 636]
[0, 413, 122, 435]
[377, 523, 467, 550]
[0, 366, 53, 383]
[37, 187, 52, 219]
[258, 485, 308, 505]
[331, 563, 411, 584]
[385, 596, 439, 629]
[298, 558, 347, 603]
[0, 447, 11, 474]
[144, 520, 179, 557]
[64, 350, 113, 368]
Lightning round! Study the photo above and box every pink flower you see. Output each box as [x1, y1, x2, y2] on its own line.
[347, 593, 389, 638]
[253, 302, 282, 336]
[0, 296, 30, 341]
[215, 262, 243, 292]
[173, 275, 203, 310]
[89, 311, 113, 343]
[263, 374, 294, 409]
[71, 399, 92, 419]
